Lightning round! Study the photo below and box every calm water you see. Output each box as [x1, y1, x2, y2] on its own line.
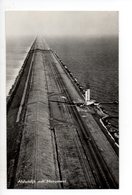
[6, 36, 34, 95]
[6, 36, 118, 123]
[47, 36, 118, 103]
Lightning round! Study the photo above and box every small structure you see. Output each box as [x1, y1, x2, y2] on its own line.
[85, 89, 95, 105]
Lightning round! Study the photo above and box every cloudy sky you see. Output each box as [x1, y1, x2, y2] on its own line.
[6, 11, 118, 37]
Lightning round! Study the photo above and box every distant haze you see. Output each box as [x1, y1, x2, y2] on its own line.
[6, 11, 118, 38]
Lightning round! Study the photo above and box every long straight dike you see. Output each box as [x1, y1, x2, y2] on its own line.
[7, 37, 119, 189]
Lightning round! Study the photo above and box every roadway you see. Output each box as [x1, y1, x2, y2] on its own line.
[7, 37, 119, 189]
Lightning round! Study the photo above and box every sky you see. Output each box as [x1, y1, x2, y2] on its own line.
[5, 11, 118, 38]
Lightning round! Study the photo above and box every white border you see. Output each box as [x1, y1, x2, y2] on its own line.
[1, 0, 132, 195]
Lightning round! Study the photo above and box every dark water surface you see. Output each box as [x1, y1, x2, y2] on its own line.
[47, 36, 118, 103]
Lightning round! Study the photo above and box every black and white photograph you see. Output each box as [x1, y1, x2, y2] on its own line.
[6, 11, 119, 189]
